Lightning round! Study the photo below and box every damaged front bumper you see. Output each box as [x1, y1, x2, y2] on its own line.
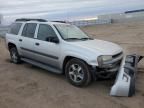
[95, 53, 123, 79]
[110, 54, 143, 97]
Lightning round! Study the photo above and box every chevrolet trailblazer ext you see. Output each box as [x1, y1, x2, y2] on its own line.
[5, 19, 123, 87]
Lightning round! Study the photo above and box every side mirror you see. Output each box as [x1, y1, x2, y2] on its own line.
[46, 37, 59, 44]
[51, 37, 59, 44]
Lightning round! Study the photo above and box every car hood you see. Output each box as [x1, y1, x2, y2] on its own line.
[69, 39, 123, 55]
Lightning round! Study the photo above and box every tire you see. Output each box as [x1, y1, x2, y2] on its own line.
[9, 47, 21, 64]
[65, 58, 92, 87]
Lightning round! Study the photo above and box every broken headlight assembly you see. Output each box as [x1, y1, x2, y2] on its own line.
[97, 55, 112, 66]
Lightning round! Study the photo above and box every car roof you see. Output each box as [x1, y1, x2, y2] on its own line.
[15, 21, 70, 25]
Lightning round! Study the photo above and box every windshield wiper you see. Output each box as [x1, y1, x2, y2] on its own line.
[65, 38, 81, 40]
[80, 37, 93, 40]
[65, 37, 93, 41]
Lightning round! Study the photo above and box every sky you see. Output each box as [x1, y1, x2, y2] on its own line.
[0, 0, 144, 24]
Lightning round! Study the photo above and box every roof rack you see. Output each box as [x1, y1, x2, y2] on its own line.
[52, 21, 67, 23]
[15, 18, 47, 22]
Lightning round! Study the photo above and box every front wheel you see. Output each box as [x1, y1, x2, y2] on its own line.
[9, 47, 21, 64]
[65, 58, 92, 87]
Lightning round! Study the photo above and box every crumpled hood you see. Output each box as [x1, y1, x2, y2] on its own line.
[69, 39, 123, 55]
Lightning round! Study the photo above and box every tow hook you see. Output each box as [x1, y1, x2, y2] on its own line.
[110, 54, 143, 97]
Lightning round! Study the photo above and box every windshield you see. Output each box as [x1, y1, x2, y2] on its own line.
[54, 24, 91, 40]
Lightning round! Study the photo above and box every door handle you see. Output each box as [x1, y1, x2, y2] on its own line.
[35, 43, 40, 46]
[19, 39, 22, 42]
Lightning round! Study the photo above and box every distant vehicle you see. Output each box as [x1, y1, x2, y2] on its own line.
[5, 18, 123, 87]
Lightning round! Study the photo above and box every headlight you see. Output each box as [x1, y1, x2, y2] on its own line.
[101, 55, 112, 61]
[97, 55, 112, 65]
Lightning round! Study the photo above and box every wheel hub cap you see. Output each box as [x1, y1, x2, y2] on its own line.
[69, 64, 84, 83]
[11, 51, 17, 62]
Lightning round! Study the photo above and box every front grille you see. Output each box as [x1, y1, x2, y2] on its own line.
[102, 52, 123, 68]
[112, 52, 123, 58]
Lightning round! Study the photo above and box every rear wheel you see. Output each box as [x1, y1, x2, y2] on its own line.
[65, 58, 92, 87]
[9, 47, 21, 64]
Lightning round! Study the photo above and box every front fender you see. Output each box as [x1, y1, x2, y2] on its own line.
[60, 50, 99, 69]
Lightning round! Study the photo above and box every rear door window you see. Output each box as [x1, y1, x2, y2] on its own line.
[22, 23, 37, 38]
[9, 23, 22, 35]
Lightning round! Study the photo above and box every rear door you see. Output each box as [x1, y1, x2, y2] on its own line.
[19, 23, 38, 59]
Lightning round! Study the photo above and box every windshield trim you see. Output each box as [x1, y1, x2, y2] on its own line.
[54, 25, 65, 40]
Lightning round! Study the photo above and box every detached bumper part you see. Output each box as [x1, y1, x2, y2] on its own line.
[110, 55, 143, 97]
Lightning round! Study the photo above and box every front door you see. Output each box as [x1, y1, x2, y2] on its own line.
[33, 24, 61, 69]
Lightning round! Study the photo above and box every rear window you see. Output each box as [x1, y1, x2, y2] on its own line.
[9, 23, 22, 35]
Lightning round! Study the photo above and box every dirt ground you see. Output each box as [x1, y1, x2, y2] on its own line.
[0, 21, 144, 108]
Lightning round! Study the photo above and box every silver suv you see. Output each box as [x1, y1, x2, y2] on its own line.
[5, 19, 123, 87]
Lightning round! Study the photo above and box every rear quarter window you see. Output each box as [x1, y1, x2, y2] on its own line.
[9, 23, 22, 35]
